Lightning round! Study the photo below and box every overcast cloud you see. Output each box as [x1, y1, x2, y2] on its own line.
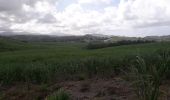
[0, 0, 170, 36]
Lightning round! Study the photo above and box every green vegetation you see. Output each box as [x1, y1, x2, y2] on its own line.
[46, 89, 70, 100]
[86, 40, 154, 49]
[126, 51, 170, 100]
[1, 37, 170, 100]
[0, 37, 27, 52]
[0, 38, 170, 85]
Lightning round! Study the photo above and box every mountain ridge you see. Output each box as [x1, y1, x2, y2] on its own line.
[0, 32, 170, 42]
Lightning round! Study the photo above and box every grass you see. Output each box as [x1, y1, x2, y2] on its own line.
[46, 89, 70, 100]
[126, 50, 170, 100]
[0, 38, 170, 85]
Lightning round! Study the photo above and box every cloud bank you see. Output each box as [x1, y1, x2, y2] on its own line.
[0, 0, 170, 36]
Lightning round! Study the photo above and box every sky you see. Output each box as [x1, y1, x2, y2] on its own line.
[0, 0, 170, 37]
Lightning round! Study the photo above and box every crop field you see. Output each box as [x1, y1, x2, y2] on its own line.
[0, 38, 170, 83]
[0, 38, 170, 100]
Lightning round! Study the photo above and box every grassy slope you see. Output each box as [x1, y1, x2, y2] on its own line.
[0, 38, 170, 84]
[0, 42, 169, 63]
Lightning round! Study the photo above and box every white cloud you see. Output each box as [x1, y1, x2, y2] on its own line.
[0, 0, 170, 36]
[117, 0, 170, 28]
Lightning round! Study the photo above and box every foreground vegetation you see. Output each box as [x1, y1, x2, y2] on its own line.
[126, 51, 170, 100]
[0, 37, 170, 100]
[0, 38, 170, 85]
[46, 89, 70, 100]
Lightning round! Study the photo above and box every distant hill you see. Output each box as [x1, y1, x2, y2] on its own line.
[104, 36, 139, 43]
[104, 35, 170, 43]
[0, 31, 70, 36]
[0, 31, 170, 43]
[144, 35, 170, 41]
[0, 34, 109, 43]
[0, 36, 27, 52]
[86, 34, 110, 38]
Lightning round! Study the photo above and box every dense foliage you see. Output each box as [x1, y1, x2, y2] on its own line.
[0, 38, 170, 85]
[126, 50, 170, 100]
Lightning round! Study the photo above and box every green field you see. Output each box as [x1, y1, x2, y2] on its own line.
[0, 38, 170, 84]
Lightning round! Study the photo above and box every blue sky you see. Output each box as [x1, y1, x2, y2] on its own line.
[57, 0, 120, 12]
[57, 0, 77, 11]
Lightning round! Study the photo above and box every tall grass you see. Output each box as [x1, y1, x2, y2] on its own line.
[0, 41, 170, 85]
[46, 89, 70, 100]
[0, 57, 121, 85]
[127, 51, 170, 100]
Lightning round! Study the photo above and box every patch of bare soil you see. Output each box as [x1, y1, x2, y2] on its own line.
[0, 77, 170, 100]
[60, 77, 136, 100]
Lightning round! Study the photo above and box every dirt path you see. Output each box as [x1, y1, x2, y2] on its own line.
[1, 77, 170, 100]
[60, 77, 136, 100]
[0, 77, 137, 100]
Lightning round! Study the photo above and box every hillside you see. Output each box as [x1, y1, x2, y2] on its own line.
[104, 35, 170, 43]
[144, 35, 170, 41]
[0, 36, 27, 52]
[0, 34, 108, 43]
[1, 33, 170, 43]
[0, 38, 170, 100]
